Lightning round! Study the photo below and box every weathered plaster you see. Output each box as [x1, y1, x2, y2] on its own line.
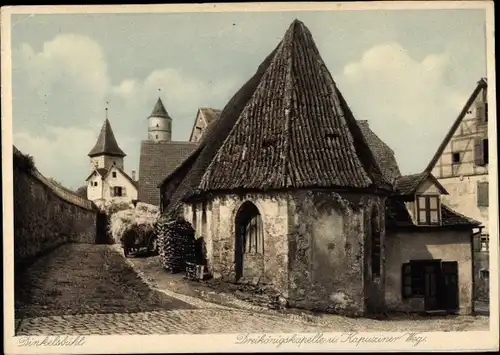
[439, 175, 489, 232]
[385, 230, 473, 314]
[287, 191, 386, 316]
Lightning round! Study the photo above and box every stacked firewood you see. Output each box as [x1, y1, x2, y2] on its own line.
[155, 215, 196, 273]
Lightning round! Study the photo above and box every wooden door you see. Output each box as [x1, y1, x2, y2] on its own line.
[424, 263, 439, 311]
[442, 261, 459, 312]
[234, 224, 245, 281]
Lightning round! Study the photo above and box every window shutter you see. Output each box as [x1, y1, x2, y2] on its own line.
[473, 235, 481, 252]
[402, 263, 412, 298]
[122, 186, 127, 197]
[110, 187, 114, 197]
[477, 181, 489, 207]
[476, 102, 486, 123]
[474, 138, 485, 166]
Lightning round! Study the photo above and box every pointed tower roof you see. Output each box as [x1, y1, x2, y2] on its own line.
[166, 19, 390, 210]
[149, 97, 171, 119]
[88, 119, 126, 158]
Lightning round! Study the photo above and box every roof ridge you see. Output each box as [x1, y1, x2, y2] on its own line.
[425, 79, 487, 172]
[281, 20, 296, 187]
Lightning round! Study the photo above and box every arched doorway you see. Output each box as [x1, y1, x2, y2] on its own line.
[234, 201, 264, 281]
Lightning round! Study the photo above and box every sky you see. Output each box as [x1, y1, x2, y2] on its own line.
[10, 8, 487, 190]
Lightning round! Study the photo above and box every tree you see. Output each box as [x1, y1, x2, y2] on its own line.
[75, 186, 87, 198]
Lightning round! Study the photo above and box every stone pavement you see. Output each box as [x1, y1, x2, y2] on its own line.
[16, 308, 341, 335]
[15, 244, 490, 335]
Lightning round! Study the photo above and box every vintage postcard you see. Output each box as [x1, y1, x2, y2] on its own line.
[2, 1, 498, 354]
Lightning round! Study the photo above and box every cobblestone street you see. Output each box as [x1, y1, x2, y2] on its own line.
[15, 244, 489, 335]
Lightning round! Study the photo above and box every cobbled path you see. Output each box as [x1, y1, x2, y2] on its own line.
[15, 244, 489, 335]
[16, 308, 336, 335]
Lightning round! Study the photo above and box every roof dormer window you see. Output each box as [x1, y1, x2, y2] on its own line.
[416, 195, 441, 226]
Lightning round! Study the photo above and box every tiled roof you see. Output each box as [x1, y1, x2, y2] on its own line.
[200, 108, 222, 124]
[138, 141, 198, 205]
[85, 168, 108, 181]
[199, 19, 391, 192]
[356, 120, 401, 184]
[395, 172, 428, 195]
[97, 168, 108, 176]
[88, 119, 126, 158]
[165, 20, 390, 212]
[386, 198, 481, 229]
[441, 204, 482, 226]
[149, 97, 170, 119]
[395, 172, 448, 196]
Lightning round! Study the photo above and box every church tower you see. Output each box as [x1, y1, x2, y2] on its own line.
[88, 114, 126, 171]
[148, 97, 172, 142]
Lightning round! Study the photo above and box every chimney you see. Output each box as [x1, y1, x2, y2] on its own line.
[132, 170, 136, 181]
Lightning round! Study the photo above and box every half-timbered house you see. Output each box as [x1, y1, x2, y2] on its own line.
[425, 78, 490, 303]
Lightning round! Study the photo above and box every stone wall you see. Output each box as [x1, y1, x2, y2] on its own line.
[385, 229, 473, 314]
[287, 190, 386, 316]
[208, 193, 289, 294]
[13, 163, 98, 269]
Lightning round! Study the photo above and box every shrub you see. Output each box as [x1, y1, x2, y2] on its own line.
[108, 202, 160, 248]
[99, 200, 134, 215]
[13, 149, 35, 174]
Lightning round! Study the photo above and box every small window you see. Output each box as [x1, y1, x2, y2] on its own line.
[112, 186, 123, 197]
[480, 269, 489, 279]
[156, 135, 158, 139]
[480, 235, 489, 252]
[416, 195, 441, 225]
[452, 152, 461, 164]
[156, 124, 159, 127]
[94, 181, 98, 187]
[112, 172, 117, 178]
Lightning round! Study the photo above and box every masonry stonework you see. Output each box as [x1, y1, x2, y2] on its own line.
[14, 166, 98, 269]
[287, 191, 386, 316]
[207, 193, 289, 294]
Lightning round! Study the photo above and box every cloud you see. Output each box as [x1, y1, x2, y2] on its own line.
[12, 33, 239, 189]
[111, 67, 237, 114]
[336, 42, 470, 174]
[14, 126, 100, 189]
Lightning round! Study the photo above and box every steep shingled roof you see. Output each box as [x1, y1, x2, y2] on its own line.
[165, 20, 390, 212]
[88, 119, 126, 158]
[138, 141, 197, 206]
[149, 97, 171, 119]
[357, 120, 401, 185]
[199, 19, 390, 192]
[200, 108, 221, 124]
[395, 172, 448, 196]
